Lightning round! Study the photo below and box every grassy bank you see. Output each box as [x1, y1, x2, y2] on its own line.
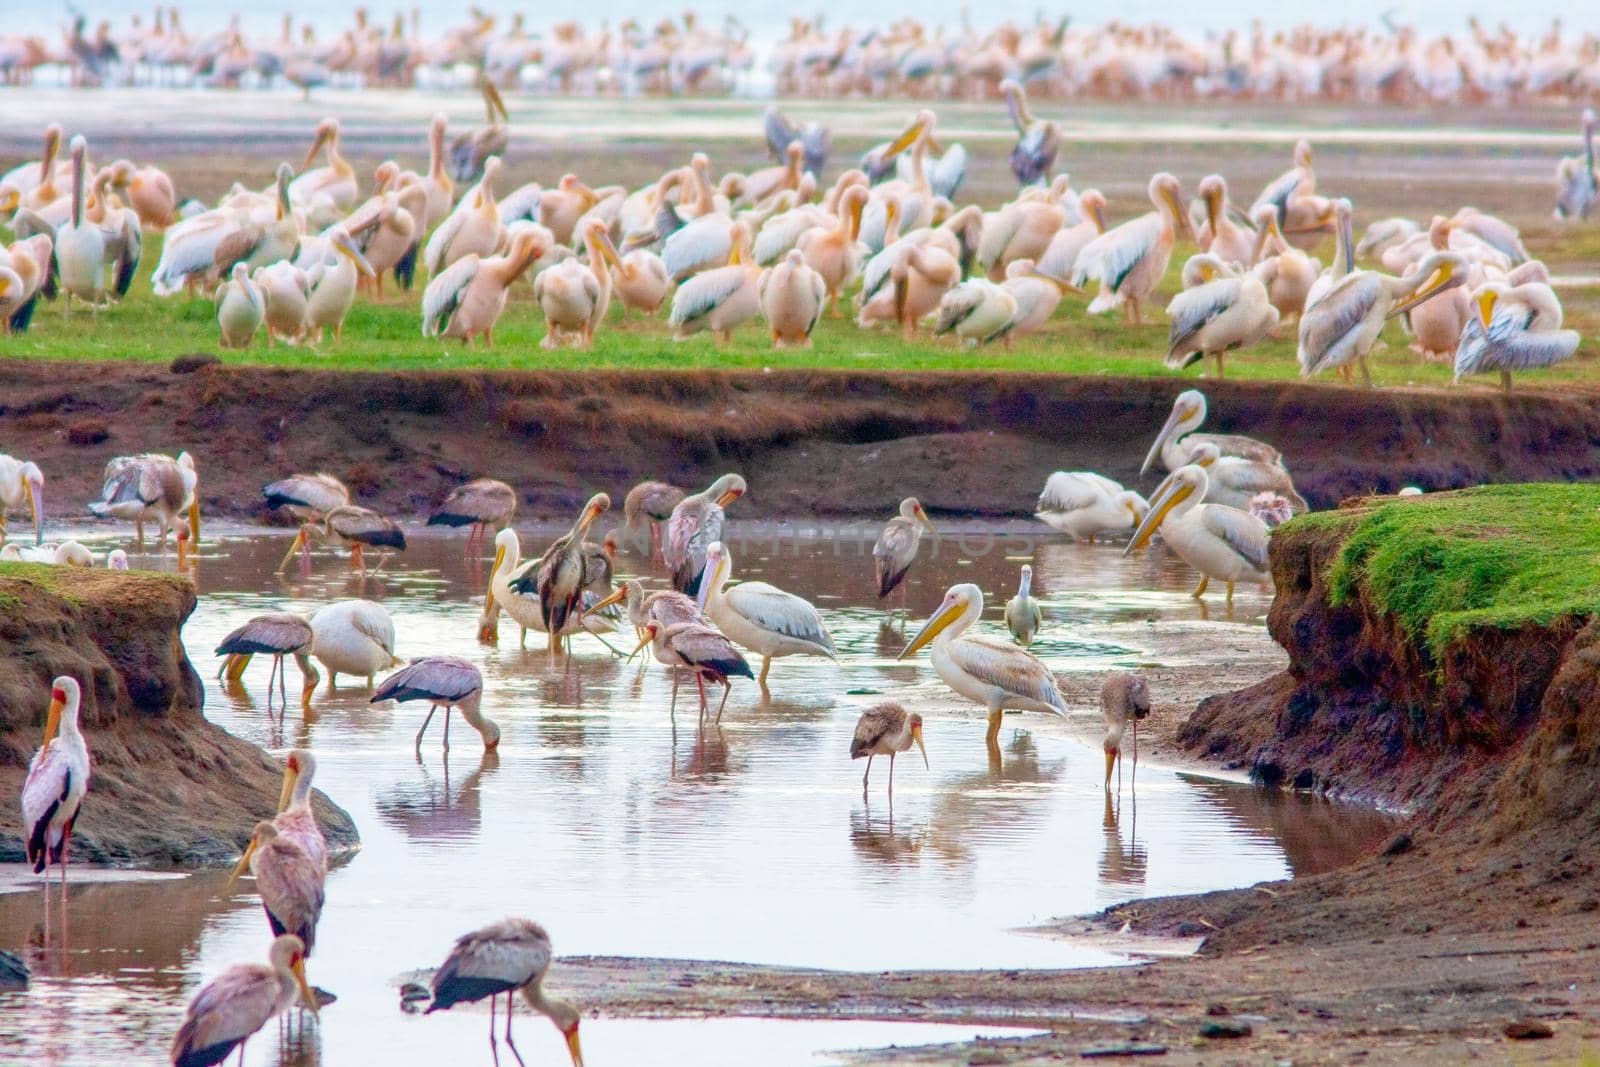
[3, 230, 1595, 386]
[1308, 484, 1600, 659]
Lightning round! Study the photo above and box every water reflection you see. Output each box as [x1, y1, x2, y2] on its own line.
[0, 523, 1382, 1066]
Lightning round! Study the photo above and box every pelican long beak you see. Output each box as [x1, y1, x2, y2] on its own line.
[884, 117, 927, 159]
[696, 555, 727, 612]
[1476, 289, 1498, 330]
[277, 529, 306, 574]
[912, 722, 929, 769]
[302, 128, 328, 172]
[899, 597, 964, 660]
[489, 543, 507, 583]
[1167, 186, 1198, 244]
[25, 480, 42, 545]
[565, 1024, 584, 1067]
[228, 837, 260, 888]
[1141, 400, 1194, 477]
[292, 957, 319, 1017]
[1126, 481, 1195, 555]
[1388, 261, 1461, 319]
[40, 694, 64, 754]
[1025, 269, 1083, 295]
[277, 763, 300, 813]
[594, 234, 625, 271]
[335, 232, 377, 278]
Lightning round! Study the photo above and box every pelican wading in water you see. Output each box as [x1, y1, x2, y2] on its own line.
[697, 540, 836, 693]
[1150, 442, 1308, 514]
[1297, 251, 1467, 387]
[0, 454, 44, 544]
[899, 583, 1067, 751]
[20, 677, 91, 883]
[1101, 671, 1151, 791]
[1005, 564, 1044, 646]
[216, 613, 318, 713]
[1034, 472, 1147, 542]
[373, 656, 499, 753]
[309, 600, 402, 690]
[1454, 280, 1580, 393]
[425, 918, 584, 1067]
[170, 934, 316, 1067]
[850, 701, 928, 797]
[1140, 390, 1283, 477]
[1126, 465, 1270, 602]
[481, 528, 624, 651]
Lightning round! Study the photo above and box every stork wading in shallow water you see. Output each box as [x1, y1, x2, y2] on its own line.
[632, 619, 753, 723]
[20, 677, 91, 885]
[170, 934, 317, 1067]
[262, 472, 349, 526]
[216, 613, 318, 713]
[899, 583, 1067, 752]
[1126, 465, 1271, 603]
[278, 504, 406, 577]
[481, 528, 626, 652]
[514, 492, 611, 659]
[1101, 672, 1151, 792]
[697, 540, 836, 694]
[873, 497, 937, 615]
[89, 451, 200, 558]
[229, 821, 324, 962]
[425, 918, 584, 1067]
[373, 656, 500, 753]
[427, 478, 517, 557]
[850, 701, 928, 798]
[665, 474, 746, 598]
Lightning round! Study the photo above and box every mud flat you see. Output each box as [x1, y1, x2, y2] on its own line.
[0, 565, 357, 868]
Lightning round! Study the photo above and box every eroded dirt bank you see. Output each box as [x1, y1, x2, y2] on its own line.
[0, 566, 358, 868]
[5, 360, 1600, 523]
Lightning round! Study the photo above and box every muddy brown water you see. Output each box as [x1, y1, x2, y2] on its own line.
[0, 523, 1395, 1065]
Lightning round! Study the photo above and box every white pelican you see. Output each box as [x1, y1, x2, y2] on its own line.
[608, 244, 672, 317]
[1250, 207, 1320, 328]
[669, 221, 761, 342]
[422, 226, 548, 347]
[21, 677, 91, 883]
[1004, 564, 1044, 646]
[55, 136, 107, 309]
[1001, 79, 1059, 186]
[1164, 255, 1279, 379]
[105, 157, 178, 230]
[424, 156, 504, 277]
[1126, 465, 1270, 602]
[1, 542, 95, 566]
[230, 821, 324, 958]
[309, 601, 402, 690]
[480, 529, 624, 649]
[417, 114, 454, 230]
[666, 473, 747, 596]
[374, 656, 499, 752]
[623, 480, 686, 562]
[428, 478, 517, 555]
[1101, 672, 1150, 791]
[215, 262, 264, 348]
[533, 218, 622, 349]
[0, 454, 44, 544]
[794, 184, 868, 309]
[89, 451, 199, 554]
[1455, 281, 1581, 393]
[304, 228, 375, 344]
[263, 472, 349, 525]
[1072, 172, 1194, 324]
[1037, 188, 1106, 281]
[279, 505, 406, 576]
[862, 243, 961, 337]
[999, 260, 1070, 338]
[1195, 175, 1254, 268]
[107, 549, 128, 570]
[170, 934, 316, 1067]
[697, 540, 836, 691]
[254, 260, 310, 346]
[873, 497, 936, 606]
[217, 613, 317, 713]
[1152, 443, 1308, 515]
[631, 620, 754, 722]
[850, 702, 928, 796]
[899, 583, 1067, 749]
[1555, 108, 1598, 221]
[0, 125, 62, 218]
[1298, 252, 1466, 386]
[1035, 472, 1147, 542]
[426, 918, 584, 1067]
[860, 111, 941, 247]
[758, 249, 827, 347]
[930, 279, 1019, 347]
[1141, 390, 1283, 477]
[539, 174, 601, 248]
[290, 117, 357, 227]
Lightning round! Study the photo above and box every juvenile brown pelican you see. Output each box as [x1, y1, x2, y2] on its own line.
[1035, 473, 1147, 542]
[373, 656, 499, 752]
[697, 540, 836, 692]
[169, 935, 316, 1067]
[1454, 280, 1580, 392]
[1126, 465, 1270, 601]
[873, 497, 936, 608]
[899, 583, 1067, 749]
[850, 701, 928, 796]
[623, 480, 686, 562]
[20, 677, 91, 883]
[665, 473, 747, 596]
[1000, 79, 1059, 186]
[217, 613, 317, 713]
[426, 918, 584, 1066]
[0, 454, 44, 544]
[427, 477, 517, 556]
[1298, 252, 1466, 386]
[1141, 390, 1283, 477]
[1101, 672, 1151, 791]
[632, 620, 754, 721]
[229, 821, 324, 958]
[1004, 564, 1044, 646]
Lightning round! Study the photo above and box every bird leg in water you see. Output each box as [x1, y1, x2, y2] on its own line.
[757, 656, 771, 692]
[1190, 575, 1209, 599]
[888, 751, 897, 799]
[716, 679, 732, 723]
[1226, 581, 1235, 604]
[414, 704, 439, 751]
[442, 706, 452, 750]
[862, 754, 874, 793]
[1132, 717, 1139, 790]
[986, 707, 1003, 750]
[350, 542, 366, 575]
[694, 673, 709, 719]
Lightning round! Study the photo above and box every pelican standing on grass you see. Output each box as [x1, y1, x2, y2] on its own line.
[632, 620, 754, 722]
[427, 478, 516, 556]
[850, 702, 927, 797]
[1035, 472, 1147, 542]
[665, 473, 747, 597]
[697, 540, 836, 692]
[899, 583, 1067, 750]
[0, 455, 44, 544]
[1454, 280, 1581, 393]
[56, 135, 108, 309]
[425, 918, 584, 1067]
[1126, 465, 1270, 602]
[21, 677, 91, 883]
[873, 497, 936, 611]
[215, 262, 264, 347]
[423, 225, 548, 346]
[1101, 671, 1151, 791]
[170, 935, 316, 1067]
[1072, 172, 1194, 325]
[1005, 564, 1044, 646]
[1000, 79, 1059, 187]
[373, 657, 499, 753]
[310, 600, 402, 689]
[1164, 254, 1279, 379]
[1298, 251, 1466, 387]
[1141, 390, 1283, 477]
[217, 613, 318, 713]
[89, 452, 199, 557]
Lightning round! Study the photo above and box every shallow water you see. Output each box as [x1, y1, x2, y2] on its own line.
[0, 524, 1394, 1065]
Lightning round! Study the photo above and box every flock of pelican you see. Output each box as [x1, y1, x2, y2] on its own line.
[7, 12, 1600, 107]
[1, 93, 1588, 389]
